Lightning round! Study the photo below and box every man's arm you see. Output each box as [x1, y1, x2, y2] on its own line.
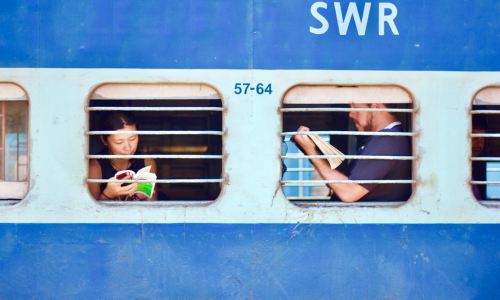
[293, 126, 369, 202]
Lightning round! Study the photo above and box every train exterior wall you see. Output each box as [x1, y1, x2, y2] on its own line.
[1, 0, 498, 71]
[0, 1, 499, 299]
[1, 224, 499, 299]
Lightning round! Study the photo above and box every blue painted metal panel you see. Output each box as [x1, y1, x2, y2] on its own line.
[254, 0, 500, 71]
[0, 0, 252, 69]
[0, 224, 499, 299]
[0, 0, 498, 70]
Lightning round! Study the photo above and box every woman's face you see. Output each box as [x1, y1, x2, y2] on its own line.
[105, 124, 139, 156]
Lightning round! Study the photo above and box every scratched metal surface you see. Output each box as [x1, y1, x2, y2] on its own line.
[0, 1, 499, 299]
[0, 224, 498, 299]
[0, 0, 498, 70]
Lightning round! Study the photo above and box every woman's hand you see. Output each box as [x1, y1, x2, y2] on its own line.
[102, 174, 137, 199]
[292, 126, 316, 154]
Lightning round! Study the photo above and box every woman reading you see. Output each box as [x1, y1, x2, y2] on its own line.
[88, 112, 157, 200]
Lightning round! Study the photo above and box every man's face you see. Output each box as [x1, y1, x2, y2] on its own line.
[349, 103, 373, 131]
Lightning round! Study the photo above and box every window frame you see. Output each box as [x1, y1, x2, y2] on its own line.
[0, 82, 30, 203]
[280, 84, 417, 207]
[470, 86, 500, 206]
[86, 82, 226, 206]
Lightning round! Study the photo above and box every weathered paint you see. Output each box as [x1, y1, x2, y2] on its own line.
[0, 69, 499, 223]
[0, 223, 499, 299]
[0, 1, 499, 299]
[0, 0, 498, 70]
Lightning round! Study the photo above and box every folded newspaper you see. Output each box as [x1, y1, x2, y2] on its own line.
[114, 165, 156, 198]
[308, 134, 345, 170]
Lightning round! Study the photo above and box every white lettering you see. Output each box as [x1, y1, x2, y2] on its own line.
[309, 2, 400, 36]
[379, 2, 399, 35]
[310, 2, 329, 35]
[334, 2, 371, 36]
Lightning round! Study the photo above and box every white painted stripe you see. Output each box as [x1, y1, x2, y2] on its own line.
[0, 68, 498, 224]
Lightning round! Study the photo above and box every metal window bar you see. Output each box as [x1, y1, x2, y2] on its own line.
[285, 167, 317, 172]
[99, 200, 215, 206]
[471, 110, 500, 114]
[471, 181, 500, 185]
[87, 154, 223, 159]
[87, 107, 224, 112]
[287, 196, 331, 200]
[87, 178, 224, 184]
[283, 154, 415, 160]
[282, 179, 415, 186]
[470, 133, 500, 138]
[282, 130, 415, 137]
[91, 96, 221, 101]
[471, 157, 500, 162]
[280, 107, 415, 113]
[87, 130, 224, 136]
[293, 201, 406, 207]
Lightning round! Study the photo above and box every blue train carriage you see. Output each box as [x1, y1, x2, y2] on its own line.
[0, 0, 500, 298]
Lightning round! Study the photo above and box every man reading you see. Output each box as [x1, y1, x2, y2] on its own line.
[293, 103, 412, 202]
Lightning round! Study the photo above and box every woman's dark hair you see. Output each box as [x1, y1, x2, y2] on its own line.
[99, 111, 138, 139]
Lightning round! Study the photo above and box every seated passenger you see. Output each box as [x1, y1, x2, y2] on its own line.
[88, 112, 157, 200]
[293, 103, 411, 202]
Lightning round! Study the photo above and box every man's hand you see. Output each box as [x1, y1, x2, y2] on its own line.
[292, 126, 317, 154]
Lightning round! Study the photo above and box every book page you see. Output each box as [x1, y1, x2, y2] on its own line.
[135, 165, 156, 198]
[309, 134, 345, 170]
[114, 166, 156, 198]
[137, 165, 152, 174]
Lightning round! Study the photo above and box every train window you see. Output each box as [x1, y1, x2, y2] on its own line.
[280, 85, 415, 206]
[87, 83, 224, 203]
[0, 83, 29, 202]
[471, 86, 500, 202]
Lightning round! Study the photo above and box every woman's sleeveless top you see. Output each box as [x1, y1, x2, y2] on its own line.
[97, 155, 146, 193]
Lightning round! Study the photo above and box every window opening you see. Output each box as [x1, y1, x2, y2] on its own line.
[87, 83, 224, 203]
[0, 83, 29, 201]
[471, 87, 500, 201]
[280, 85, 415, 205]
